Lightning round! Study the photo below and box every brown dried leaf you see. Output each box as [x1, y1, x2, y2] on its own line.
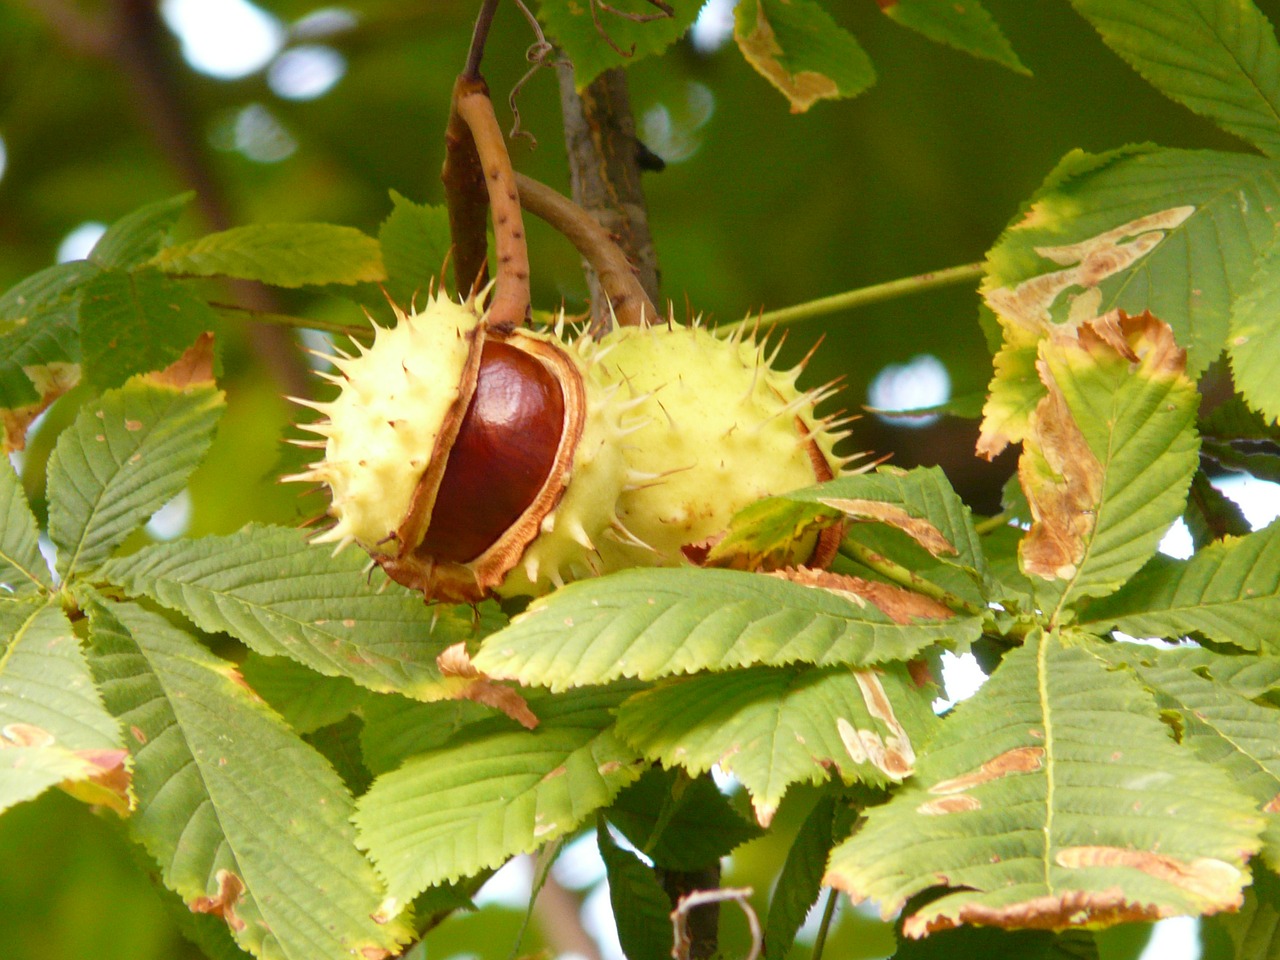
[437, 642, 538, 730]
[59, 748, 134, 816]
[190, 869, 247, 932]
[1056, 847, 1243, 904]
[903, 888, 1163, 937]
[772, 567, 954, 624]
[818, 497, 956, 557]
[140, 331, 216, 389]
[2, 361, 79, 453]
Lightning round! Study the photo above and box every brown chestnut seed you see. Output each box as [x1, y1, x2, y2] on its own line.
[416, 340, 566, 563]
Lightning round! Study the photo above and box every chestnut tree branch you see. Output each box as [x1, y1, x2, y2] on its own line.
[556, 64, 661, 334]
[514, 173, 657, 329]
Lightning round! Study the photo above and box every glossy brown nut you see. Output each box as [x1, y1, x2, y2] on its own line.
[417, 339, 566, 563]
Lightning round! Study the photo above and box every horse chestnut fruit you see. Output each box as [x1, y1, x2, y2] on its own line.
[289, 297, 849, 602]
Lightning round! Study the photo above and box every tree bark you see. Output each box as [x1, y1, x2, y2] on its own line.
[556, 65, 661, 330]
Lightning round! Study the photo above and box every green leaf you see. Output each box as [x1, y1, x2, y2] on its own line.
[354, 685, 645, 901]
[150, 223, 385, 287]
[734, 0, 875, 113]
[0, 302, 81, 413]
[46, 368, 224, 578]
[881, 0, 1028, 75]
[597, 819, 672, 960]
[538, 0, 702, 91]
[1069, 0, 1280, 157]
[0, 259, 99, 324]
[1218, 865, 1280, 960]
[606, 767, 762, 870]
[615, 663, 938, 826]
[359, 695, 495, 776]
[100, 524, 490, 701]
[1017, 313, 1200, 611]
[78, 269, 222, 391]
[238, 654, 367, 735]
[1185, 470, 1253, 547]
[1099, 643, 1280, 866]
[1139, 645, 1280, 700]
[0, 458, 51, 596]
[775, 466, 988, 575]
[893, 927, 1099, 960]
[1231, 229, 1280, 423]
[979, 146, 1280, 455]
[765, 796, 848, 960]
[85, 599, 410, 960]
[473, 567, 981, 693]
[825, 630, 1263, 937]
[1082, 520, 1280, 651]
[379, 191, 453, 305]
[90, 193, 194, 269]
[0, 599, 128, 814]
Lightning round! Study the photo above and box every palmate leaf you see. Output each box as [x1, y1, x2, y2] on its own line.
[238, 654, 367, 735]
[0, 599, 128, 815]
[825, 630, 1263, 937]
[979, 146, 1280, 456]
[880, 0, 1028, 75]
[1099, 643, 1280, 867]
[0, 259, 99, 324]
[85, 599, 410, 960]
[615, 663, 938, 826]
[379, 191, 452, 304]
[606, 767, 762, 870]
[100, 524, 491, 702]
[734, 0, 875, 113]
[89, 193, 193, 269]
[1081, 520, 1280, 652]
[0, 301, 80, 413]
[78, 269, 222, 391]
[0, 458, 51, 597]
[538, 0, 702, 92]
[46, 359, 224, 579]
[1069, 0, 1280, 157]
[597, 820, 672, 960]
[1017, 313, 1200, 611]
[150, 223, 385, 288]
[0, 302, 83, 453]
[473, 567, 981, 693]
[354, 685, 646, 901]
[765, 795, 854, 960]
[1218, 866, 1280, 960]
[1230, 230, 1280, 422]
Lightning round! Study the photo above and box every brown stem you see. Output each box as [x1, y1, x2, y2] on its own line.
[514, 173, 657, 329]
[556, 64, 660, 333]
[443, 76, 493, 297]
[461, 0, 501, 79]
[453, 77, 531, 331]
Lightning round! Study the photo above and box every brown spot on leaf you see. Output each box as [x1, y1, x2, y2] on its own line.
[60, 748, 133, 815]
[2, 361, 80, 453]
[984, 207, 1194, 334]
[1264, 793, 1280, 814]
[0, 722, 55, 748]
[818, 498, 956, 556]
[903, 887, 1164, 937]
[736, 0, 840, 113]
[130, 725, 148, 744]
[1056, 847, 1243, 905]
[917, 794, 981, 815]
[930, 746, 1044, 795]
[771, 567, 954, 623]
[143, 332, 216, 389]
[190, 869, 247, 932]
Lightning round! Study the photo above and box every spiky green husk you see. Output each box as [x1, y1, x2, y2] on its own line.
[592, 320, 846, 568]
[494, 329, 637, 597]
[291, 295, 480, 555]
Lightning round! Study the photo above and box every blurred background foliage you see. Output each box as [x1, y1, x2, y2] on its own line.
[0, 1, 1272, 958]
